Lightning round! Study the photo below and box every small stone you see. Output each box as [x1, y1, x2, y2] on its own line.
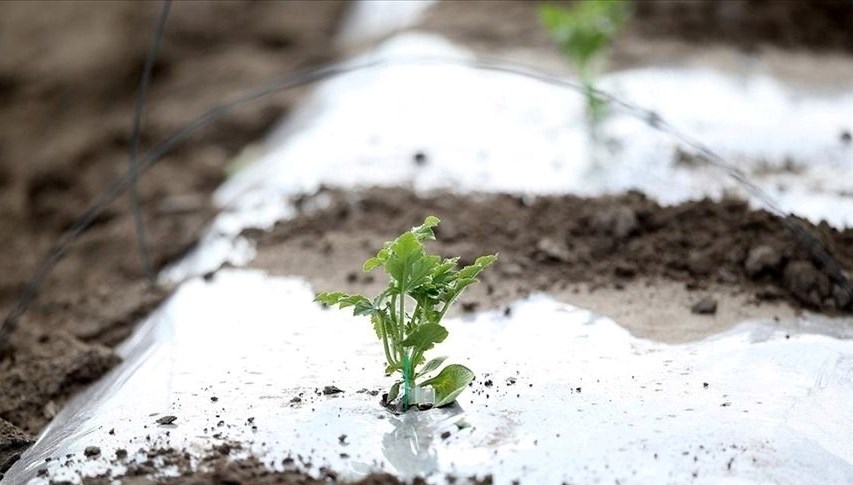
[338, 434, 348, 445]
[536, 237, 571, 262]
[590, 206, 638, 239]
[841, 130, 852, 144]
[83, 446, 101, 458]
[440, 431, 451, 440]
[290, 396, 302, 403]
[156, 415, 177, 425]
[500, 262, 523, 277]
[744, 245, 782, 277]
[115, 449, 128, 460]
[42, 400, 58, 419]
[691, 297, 718, 315]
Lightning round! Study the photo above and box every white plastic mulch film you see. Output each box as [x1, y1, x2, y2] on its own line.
[5, 270, 853, 484]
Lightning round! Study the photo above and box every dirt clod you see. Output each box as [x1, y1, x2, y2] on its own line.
[784, 261, 831, 307]
[156, 415, 177, 425]
[744, 245, 782, 277]
[323, 385, 344, 395]
[0, 418, 32, 474]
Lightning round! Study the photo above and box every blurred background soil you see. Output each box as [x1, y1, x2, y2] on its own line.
[0, 0, 851, 478]
[0, 0, 345, 465]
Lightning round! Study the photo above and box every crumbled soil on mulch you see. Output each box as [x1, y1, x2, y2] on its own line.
[48, 443, 490, 485]
[0, 0, 345, 474]
[250, 187, 853, 315]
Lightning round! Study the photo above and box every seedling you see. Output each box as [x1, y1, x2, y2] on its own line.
[539, 0, 630, 123]
[316, 216, 496, 411]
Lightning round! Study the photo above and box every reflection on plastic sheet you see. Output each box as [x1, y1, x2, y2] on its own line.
[6, 270, 853, 484]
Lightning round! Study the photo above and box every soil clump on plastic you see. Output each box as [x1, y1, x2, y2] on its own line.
[49, 443, 444, 485]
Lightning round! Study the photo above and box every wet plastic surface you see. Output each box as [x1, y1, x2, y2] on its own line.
[5, 270, 853, 484]
[164, 33, 853, 282]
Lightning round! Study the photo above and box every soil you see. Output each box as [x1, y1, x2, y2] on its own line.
[1, 0, 853, 483]
[418, 0, 853, 54]
[249, 186, 853, 317]
[0, 0, 345, 476]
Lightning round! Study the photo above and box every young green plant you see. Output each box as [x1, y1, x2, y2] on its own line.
[539, 0, 630, 123]
[315, 216, 496, 410]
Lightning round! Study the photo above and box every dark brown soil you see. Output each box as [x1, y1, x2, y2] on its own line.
[630, 0, 853, 52]
[419, 0, 853, 54]
[251, 187, 853, 314]
[0, 0, 345, 475]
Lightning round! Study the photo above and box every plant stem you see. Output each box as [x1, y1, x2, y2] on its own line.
[437, 289, 463, 322]
[401, 350, 414, 409]
[379, 317, 396, 367]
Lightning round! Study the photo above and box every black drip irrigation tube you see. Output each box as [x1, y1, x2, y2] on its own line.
[128, 0, 173, 286]
[1, 55, 851, 353]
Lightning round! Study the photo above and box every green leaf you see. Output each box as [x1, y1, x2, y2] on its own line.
[457, 253, 497, 280]
[385, 233, 439, 292]
[400, 323, 448, 352]
[363, 257, 382, 272]
[388, 381, 400, 402]
[416, 356, 447, 378]
[411, 215, 440, 241]
[420, 364, 475, 407]
[538, 1, 630, 72]
[315, 291, 374, 316]
[314, 291, 344, 305]
[386, 232, 421, 282]
[371, 314, 384, 340]
[363, 246, 393, 272]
